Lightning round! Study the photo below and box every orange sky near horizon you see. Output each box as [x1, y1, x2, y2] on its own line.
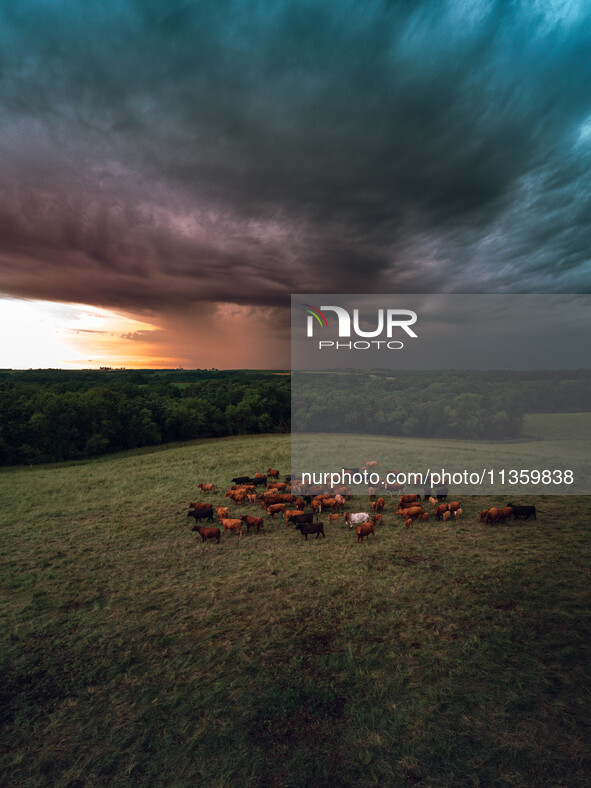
[0, 297, 287, 369]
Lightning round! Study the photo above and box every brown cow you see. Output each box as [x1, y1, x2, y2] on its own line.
[267, 468, 279, 478]
[295, 497, 306, 510]
[371, 514, 383, 527]
[356, 522, 375, 542]
[240, 515, 265, 533]
[220, 518, 243, 536]
[267, 503, 286, 518]
[328, 513, 341, 525]
[429, 496, 438, 506]
[285, 509, 301, 525]
[405, 518, 413, 529]
[372, 497, 385, 513]
[361, 461, 379, 470]
[399, 506, 423, 520]
[320, 497, 339, 513]
[334, 486, 351, 497]
[497, 506, 513, 523]
[479, 510, 489, 522]
[448, 501, 461, 512]
[442, 511, 452, 521]
[197, 483, 215, 493]
[453, 508, 463, 519]
[399, 494, 420, 505]
[486, 507, 499, 524]
[191, 525, 220, 543]
[419, 512, 430, 521]
[217, 506, 230, 520]
[435, 505, 449, 520]
[267, 482, 287, 491]
[189, 502, 213, 511]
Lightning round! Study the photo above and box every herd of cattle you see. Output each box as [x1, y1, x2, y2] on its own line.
[187, 467, 538, 544]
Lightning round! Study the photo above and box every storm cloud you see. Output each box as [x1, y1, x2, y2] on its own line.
[0, 1, 590, 339]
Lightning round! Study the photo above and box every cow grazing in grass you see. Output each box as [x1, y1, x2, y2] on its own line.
[356, 522, 375, 542]
[188, 508, 214, 524]
[507, 503, 537, 520]
[189, 502, 213, 511]
[221, 518, 243, 537]
[192, 525, 220, 543]
[287, 512, 314, 528]
[267, 503, 286, 518]
[267, 468, 279, 478]
[217, 506, 230, 520]
[240, 515, 265, 533]
[372, 497, 385, 513]
[197, 483, 215, 493]
[295, 521, 325, 540]
[345, 512, 371, 529]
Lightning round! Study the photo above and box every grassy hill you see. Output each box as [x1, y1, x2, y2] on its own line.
[1, 433, 590, 787]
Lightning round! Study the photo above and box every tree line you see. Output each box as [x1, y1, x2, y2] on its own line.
[0, 370, 290, 465]
[0, 368, 587, 465]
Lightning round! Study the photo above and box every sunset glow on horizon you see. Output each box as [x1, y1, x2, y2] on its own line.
[0, 297, 286, 369]
[0, 297, 176, 369]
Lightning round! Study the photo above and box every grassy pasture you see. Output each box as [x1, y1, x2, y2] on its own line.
[0, 433, 590, 787]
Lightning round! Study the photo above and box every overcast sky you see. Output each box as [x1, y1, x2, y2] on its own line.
[1, 1, 590, 367]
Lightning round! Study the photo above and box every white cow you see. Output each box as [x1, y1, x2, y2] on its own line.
[345, 512, 370, 529]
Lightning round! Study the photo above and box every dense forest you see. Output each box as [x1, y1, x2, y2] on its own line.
[292, 369, 590, 440]
[0, 368, 588, 466]
[0, 370, 290, 466]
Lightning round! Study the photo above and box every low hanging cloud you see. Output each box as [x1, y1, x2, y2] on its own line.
[0, 0, 590, 365]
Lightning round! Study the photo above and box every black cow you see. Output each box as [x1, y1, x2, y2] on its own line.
[287, 512, 314, 527]
[188, 508, 214, 524]
[231, 476, 250, 485]
[435, 486, 448, 501]
[506, 503, 537, 520]
[295, 521, 325, 540]
[249, 476, 267, 486]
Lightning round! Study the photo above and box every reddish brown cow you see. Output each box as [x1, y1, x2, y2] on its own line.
[356, 522, 375, 542]
[328, 513, 341, 524]
[217, 506, 230, 520]
[435, 505, 449, 520]
[192, 525, 220, 543]
[361, 461, 379, 471]
[220, 518, 243, 536]
[497, 506, 513, 523]
[295, 497, 306, 510]
[486, 507, 499, 524]
[399, 506, 423, 520]
[320, 497, 339, 512]
[267, 482, 287, 491]
[448, 501, 461, 512]
[267, 503, 286, 518]
[240, 515, 265, 533]
[197, 483, 215, 493]
[405, 518, 413, 529]
[267, 468, 280, 478]
[442, 511, 452, 521]
[372, 497, 385, 513]
[189, 502, 213, 511]
[419, 512, 429, 521]
[399, 494, 419, 505]
[371, 514, 383, 527]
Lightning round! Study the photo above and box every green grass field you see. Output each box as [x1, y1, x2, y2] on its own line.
[1, 433, 590, 787]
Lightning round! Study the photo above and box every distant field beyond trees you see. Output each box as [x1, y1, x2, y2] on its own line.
[0, 368, 588, 465]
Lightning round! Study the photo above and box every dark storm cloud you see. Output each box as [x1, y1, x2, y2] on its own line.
[0, 0, 590, 319]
